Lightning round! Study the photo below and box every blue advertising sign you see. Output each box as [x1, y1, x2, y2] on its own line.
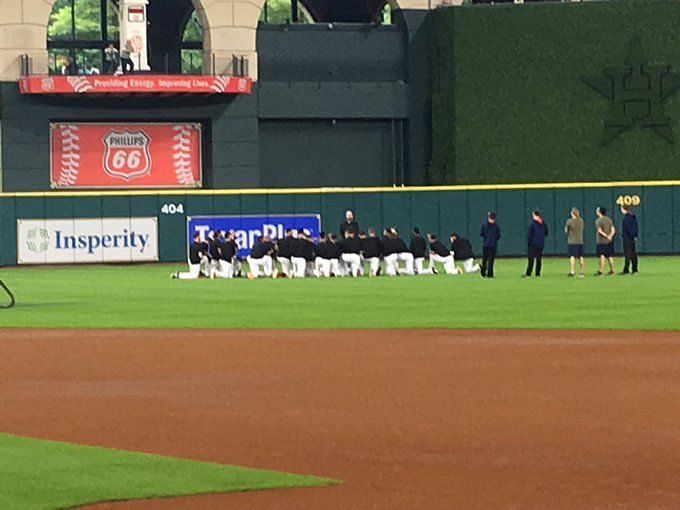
[187, 214, 321, 257]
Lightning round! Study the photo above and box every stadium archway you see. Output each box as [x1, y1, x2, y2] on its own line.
[1, 0, 436, 80]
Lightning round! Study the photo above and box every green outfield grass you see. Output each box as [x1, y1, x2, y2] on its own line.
[0, 257, 678, 330]
[0, 434, 337, 510]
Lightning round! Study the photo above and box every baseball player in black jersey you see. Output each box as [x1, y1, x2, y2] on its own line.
[340, 230, 363, 277]
[329, 233, 343, 276]
[208, 230, 232, 279]
[218, 230, 237, 278]
[410, 227, 428, 275]
[450, 232, 480, 274]
[208, 230, 221, 277]
[314, 232, 334, 277]
[276, 229, 294, 277]
[362, 228, 383, 276]
[383, 228, 414, 276]
[291, 230, 315, 278]
[247, 235, 275, 279]
[172, 232, 210, 279]
[427, 233, 459, 275]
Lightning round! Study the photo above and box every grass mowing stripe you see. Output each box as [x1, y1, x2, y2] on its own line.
[0, 434, 338, 510]
[0, 256, 678, 330]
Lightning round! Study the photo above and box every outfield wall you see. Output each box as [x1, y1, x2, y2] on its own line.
[1, 181, 678, 266]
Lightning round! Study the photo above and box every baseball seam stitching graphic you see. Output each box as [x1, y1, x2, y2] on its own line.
[173, 126, 196, 186]
[57, 125, 80, 187]
[66, 76, 93, 93]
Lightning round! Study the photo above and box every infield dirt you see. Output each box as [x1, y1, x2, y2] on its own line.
[2, 329, 680, 509]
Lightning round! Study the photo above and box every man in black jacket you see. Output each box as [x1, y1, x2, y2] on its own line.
[450, 232, 480, 274]
[410, 227, 428, 275]
[339, 210, 360, 238]
[621, 204, 639, 275]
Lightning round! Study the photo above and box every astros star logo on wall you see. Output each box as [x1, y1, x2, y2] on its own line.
[581, 36, 680, 145]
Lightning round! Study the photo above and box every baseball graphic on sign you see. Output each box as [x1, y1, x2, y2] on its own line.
[50, 123, 202, 189]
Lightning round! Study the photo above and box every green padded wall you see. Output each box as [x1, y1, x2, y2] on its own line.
[0, 183, 677, 266]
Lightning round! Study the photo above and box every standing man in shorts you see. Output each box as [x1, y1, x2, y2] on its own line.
[595, 207, 616, 276]
[565, 207, 585, 278]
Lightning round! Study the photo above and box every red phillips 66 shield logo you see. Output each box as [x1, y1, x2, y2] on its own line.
[103, 130, 152, 180]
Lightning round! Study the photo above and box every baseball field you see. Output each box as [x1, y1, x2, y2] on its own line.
[1, 256, 679, 509]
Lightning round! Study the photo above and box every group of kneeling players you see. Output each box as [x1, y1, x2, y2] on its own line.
[171, 203, 640, 280]
[171, 210, 480, 280]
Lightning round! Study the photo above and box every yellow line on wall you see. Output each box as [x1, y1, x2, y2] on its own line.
[1, 180, 678, 199]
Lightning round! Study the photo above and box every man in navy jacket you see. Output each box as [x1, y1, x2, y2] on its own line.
[525, 210, 549, 277]
[621, 204, 639, 274]
[480, 212, 501, 278]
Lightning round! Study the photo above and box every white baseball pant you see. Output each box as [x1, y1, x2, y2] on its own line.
[430, 253, 459, 275]
[177, 256, 210, 279]
[460, 258, 480, 273]
[364, 257, 381, 276]
[248, 255, 273, 278]
[341, 253, 362, 277]
[414, 257, 428, 275]
[384, 253, 414, 276]
[278, 257, 292, 277]
[291, 256, 307, 278]
[215, 260, 233, 279]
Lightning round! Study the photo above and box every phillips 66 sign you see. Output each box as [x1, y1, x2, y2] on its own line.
[50, 122, 202, 189]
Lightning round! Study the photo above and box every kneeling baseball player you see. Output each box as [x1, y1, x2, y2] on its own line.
[276, 229, 295, 277]
[410, 227, 428, 275]
[383, 228, 414, 276]
[450, 232, 480, 274]
[247, 235, 276, 279]
[172, 232, 210, 279]
[315, 233, 338, 277]
[361, 228, 383, 276]
[427, 234, 459, 275]
[340, 230, 363, 277]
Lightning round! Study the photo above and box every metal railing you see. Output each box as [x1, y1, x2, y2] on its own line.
[22, 51, 250, 77]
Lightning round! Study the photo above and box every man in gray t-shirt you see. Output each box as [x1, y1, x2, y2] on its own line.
[595, 206, 616, 276]
[564, 207, 585, 277]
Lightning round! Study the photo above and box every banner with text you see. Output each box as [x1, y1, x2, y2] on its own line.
[50, 122, 202, 189]
[187, 215, 321, 258]
[17, 218, 158, 265]
[20, 75, 252, 95]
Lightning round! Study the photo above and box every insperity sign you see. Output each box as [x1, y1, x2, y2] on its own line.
[581, 36, 680, 145]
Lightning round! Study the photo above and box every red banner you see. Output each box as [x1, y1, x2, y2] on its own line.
[50, 123, 202, 189]
[20, 75, 252, 95]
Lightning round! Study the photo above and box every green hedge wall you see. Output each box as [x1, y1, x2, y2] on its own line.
[430, 1, 680, 184]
